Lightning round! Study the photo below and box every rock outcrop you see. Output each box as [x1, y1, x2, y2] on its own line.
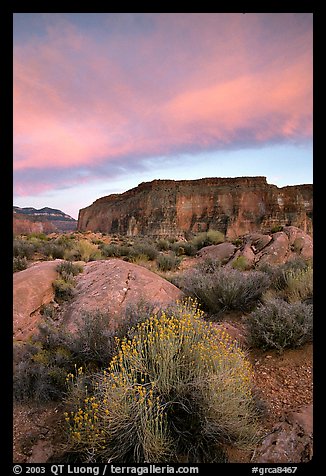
[13, 261, 60, 341]
[254, 404, 313, 463]
[196, 226, 312, 268]
[77, 177, 312, 239]
[62, 259, 184, 332]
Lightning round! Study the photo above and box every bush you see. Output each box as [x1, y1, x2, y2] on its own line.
[13, 256, 28, 272]
[41, 242, 66, 259]
[191, 230, 225, 250]
[53, 278, 76, 302]
[177, 264, 270, 315]
[156, 252, 181, 272]
[65, 240, 102, 262]
[281, 267, 313, 303]
[170, 241, 197, 256]
[231, 255, 250, 271]
[245, 299, 313, 351]
[65, 300, 258, 463]
[14, 301, 156, 403]
[258, 258, 310, 292]
[56, 261, 84, 277]
[128, 243, 158, 261]
[101, 244, 130, 258]
[156, 239, 170, 251]
[13, 239, 35, 259]
[270, 225, 283, 233]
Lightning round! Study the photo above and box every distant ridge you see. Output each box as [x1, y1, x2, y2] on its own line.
[13, 206, 77, 234]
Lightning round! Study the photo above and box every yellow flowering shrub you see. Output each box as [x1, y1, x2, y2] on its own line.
[65, 299, 258, 463]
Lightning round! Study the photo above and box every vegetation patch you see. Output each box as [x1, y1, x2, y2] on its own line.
[64, 300, 258, 463]
[245, 298, 313, 351]
[177, 261, 269, 316]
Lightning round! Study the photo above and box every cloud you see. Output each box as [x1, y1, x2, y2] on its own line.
[13, 13, 312, 196]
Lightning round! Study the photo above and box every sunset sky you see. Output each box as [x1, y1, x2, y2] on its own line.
[13, 13, 313, 219]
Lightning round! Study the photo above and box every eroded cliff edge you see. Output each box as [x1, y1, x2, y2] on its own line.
[77, 177, 312, 238]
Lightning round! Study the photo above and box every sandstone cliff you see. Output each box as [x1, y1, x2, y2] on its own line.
[77, 177, 312, 238]
[13, 206, 77, 234]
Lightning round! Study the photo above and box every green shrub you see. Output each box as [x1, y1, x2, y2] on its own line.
[64, 240, 102, 262]
[41, 242, 66, 259]
[170, 241, 197, 256]
[101, 244, 130, 258]
[177, 265, 270, 315]
[27, 232, 49, 241]
[245, 299, 313, 351]
[128, 243, 158, 261]
[13, 256, 28, 272]
[13, 239, 35, 259]
[156, 239, 170, 251]
[156, 252, 181, 272]
[56, 261, 84, 277]
[231, 255, 250, 271]
[281, 267, 313, 303]
[270, 225, 283, 233]
[258, 258, 310, 292]
[65, 300, 258, 463]
[232, 238, 244, 247]
[191, 230, 225, 250]
[53, 278, 75, 302]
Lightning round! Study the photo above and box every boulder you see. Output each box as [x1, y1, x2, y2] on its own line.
[62, 259, 184, 332]
[244, 233, 272, 252]
[255, 232, 290, 265]
[254, 404, 313, 463]
[197, 242, 236, 263]
[13, 261, 60, 341]
[283, 226, 313, 260]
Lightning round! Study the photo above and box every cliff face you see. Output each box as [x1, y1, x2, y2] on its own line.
[13, 207, 77, 234]
[77, 177, 313, 238]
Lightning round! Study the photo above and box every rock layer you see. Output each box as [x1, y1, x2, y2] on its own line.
[77, 177, 312, 238]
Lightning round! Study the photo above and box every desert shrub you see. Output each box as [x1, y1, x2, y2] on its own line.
[177, 265, 270, 315]
[258, 258, 310, 291]
[232, 238, 244, 247]
[101, 244, 130, 258]
[170, 241, 197, 256]
[281, 267, 313, 303]
[156, 252, 181, 272]
[14, 301, 157, 403]
[65, 300, 258, 463]
[270, 225, 283, 233]
[156, 239, 170, 251]
[231, 255, 250, 271]
[27, 232, 49, 241]
[13, 256, 28, 272]
[53, 278, 76, 302]
[13, 238, 35, 259]
[128, 243, 158, 261]
[191, 230, 225, 250]
[65, 240, 102, 262]
[245, 299, 313, 351]
[41, 242, 66, 259]
[56, 261, 83, 277]
[40, 303, 58, 319]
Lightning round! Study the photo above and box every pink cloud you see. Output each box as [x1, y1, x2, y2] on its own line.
[13, 13, 312, 185]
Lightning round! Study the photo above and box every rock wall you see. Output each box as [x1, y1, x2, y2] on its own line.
[77, 177, 313, 238]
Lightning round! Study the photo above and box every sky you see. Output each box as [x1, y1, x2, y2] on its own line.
[13, 13, 313, 220]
